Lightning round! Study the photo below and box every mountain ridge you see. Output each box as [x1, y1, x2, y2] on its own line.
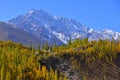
[8, 9, 120, 44]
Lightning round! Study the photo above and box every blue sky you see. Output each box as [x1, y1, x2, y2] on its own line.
[0, 0, 120, 32]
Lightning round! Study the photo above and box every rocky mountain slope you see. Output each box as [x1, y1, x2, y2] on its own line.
[39, 55, 120, 80]
[0, 22, 40, 47]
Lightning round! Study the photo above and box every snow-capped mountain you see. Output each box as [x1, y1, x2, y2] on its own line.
[8, 9, 120, 44]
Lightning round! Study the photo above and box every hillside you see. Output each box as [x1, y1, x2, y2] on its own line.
[0, 22, 40, 47]
[39, 38, 120, 80]
[0, 41, 67, 80]
[0, 39, 120, 80]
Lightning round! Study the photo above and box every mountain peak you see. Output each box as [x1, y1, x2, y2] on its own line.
[28, 9, 46, 14]
[23, 9, 55, 24]
[28, 9, 34, 14]
[26, 9, 52, 17]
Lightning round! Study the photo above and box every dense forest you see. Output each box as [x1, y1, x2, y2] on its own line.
[0, 38, 120, 80]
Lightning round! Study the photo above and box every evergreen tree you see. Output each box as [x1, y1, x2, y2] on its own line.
[6, 72, 11, 80]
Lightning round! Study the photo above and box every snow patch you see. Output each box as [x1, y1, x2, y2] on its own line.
[54, 16, 57, 20]
[30, 23, 38, 31]
[73, 24, 80, 30]
[114, 32, 120, 40]
[29, 10, 34, 14]
[72, 32, 81, 38]
[103, 29, 114, 35]
[88, 28, 93, 33]
[31, 23, 36, 27]
[52, 31, 68, 44]
[44, 24, 50, 30]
